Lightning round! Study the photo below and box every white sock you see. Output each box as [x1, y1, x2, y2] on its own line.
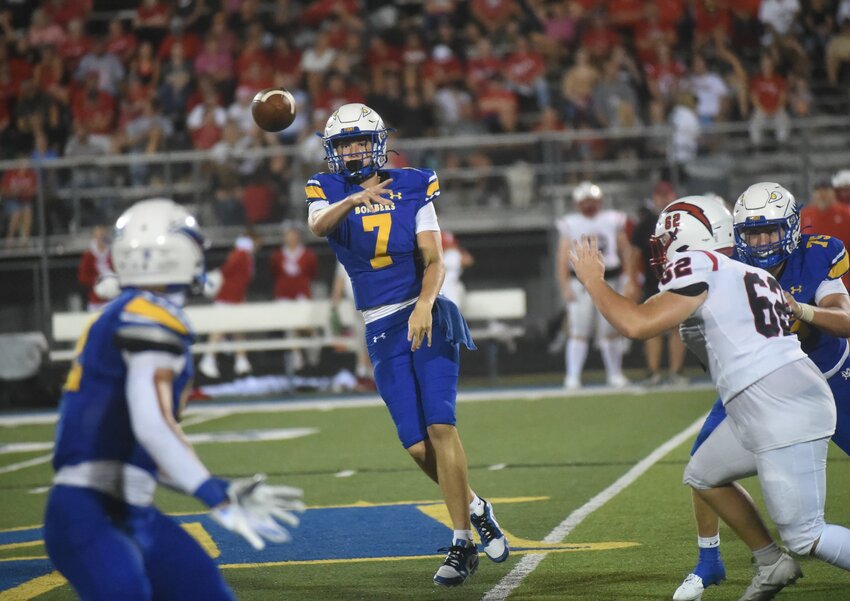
[814, 523, 850, 570]
[453, 529, 473, 543]
[698, 534, 720, 549]
[469, 493, 485, 516]
[753, 542, 782, 566]
[598, 337, 623, 377]
[566, 338, 588, 381]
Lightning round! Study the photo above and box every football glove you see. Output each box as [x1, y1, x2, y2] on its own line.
[93, 273, 121, 300]
[203, 269, 223, 299]
[210, 474, 304, 550]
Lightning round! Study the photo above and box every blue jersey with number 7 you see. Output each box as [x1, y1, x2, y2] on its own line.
[305, 167, 440, 310]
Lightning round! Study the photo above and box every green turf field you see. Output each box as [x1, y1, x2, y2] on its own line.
[1, 387, 848, 600]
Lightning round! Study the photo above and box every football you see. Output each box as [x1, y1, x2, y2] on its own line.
[251, 88, 297, 132]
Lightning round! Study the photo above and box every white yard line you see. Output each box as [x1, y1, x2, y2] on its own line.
[481, 415, 707, 601]
[0, 454, 52, 475]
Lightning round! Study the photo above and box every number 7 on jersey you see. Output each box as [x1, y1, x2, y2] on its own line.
[362, 213, 393, 269]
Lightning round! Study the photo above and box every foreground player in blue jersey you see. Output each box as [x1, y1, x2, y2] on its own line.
[306, 103, 508, 586]
[44, 199, 304, 601]
[674, 182, 850, 601]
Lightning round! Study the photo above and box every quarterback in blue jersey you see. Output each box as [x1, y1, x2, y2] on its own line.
[674, 182, 850, 601]
[44, 199, 303, 601]
[306, 103, 508, 586]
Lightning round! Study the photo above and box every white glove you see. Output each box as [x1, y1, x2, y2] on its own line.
[210, 474, 304, 550]
[203, 269, 223, 299]
[93, 273, 121, 300]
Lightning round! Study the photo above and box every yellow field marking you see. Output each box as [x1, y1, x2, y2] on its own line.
[181, 522, 220, 558]
[0, 540, 41, 551]
[164, 495, 551, 516]
[306, 495, 550, 511]
[0, 571, 66, 600]
[415, 504, 630, 551]
[221, 543, 639, 571]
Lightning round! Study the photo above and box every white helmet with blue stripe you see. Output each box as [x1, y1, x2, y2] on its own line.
[111, 198, 206, 289]
[321, 103, 390, 181]
[732, 182, 800, 269]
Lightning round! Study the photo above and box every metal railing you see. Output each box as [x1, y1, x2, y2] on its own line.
[1, 115, 849, 338]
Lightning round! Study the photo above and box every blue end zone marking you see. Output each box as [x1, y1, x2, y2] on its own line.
[174, 506, 452, 564]
[0, 499, 638, 593]
[1, 558, 54, 591]
[0, 505, 452, 591]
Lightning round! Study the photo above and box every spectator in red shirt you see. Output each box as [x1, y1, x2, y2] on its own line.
[72, 72, 116, 136]
[157, 18, 202, 62]
[465, 38, 501, 94]
[270, 223, 318, 300]
[580, 12, 621, 62]
[655, 0, 686, 29]
[504, 36, 549, 111]
[270, 222, 321, 371]
[186, 85, 225, 149]
[645, 42, 687, 109]
[28, 9, 66, 50]
[2, 157, 37, 247]
[133, 0, 171, 46]
[749, 54, 790, 146]
[77, 225, 114, 311]
[693, 0, 731, 49]
[801, 180, 850, 289]
[194, 36, 233, 90]
[42, 0, 92, 27]
[634, 3, 678, 63]
[608, 0, 645, 32]
[477, 76, 520, 133]
[198, 233, 259, 378]
[470, 0, 520, 35]
[59, 19, 92, 72]
[313, 72, 365, 114]
[105, 19, 137, 65]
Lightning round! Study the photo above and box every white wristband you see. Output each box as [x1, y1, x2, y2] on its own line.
[797, 303, 815, 323]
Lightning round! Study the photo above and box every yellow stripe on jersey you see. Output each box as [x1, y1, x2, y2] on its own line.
[305, 185, 326, 200]
[426, 179, 439, 198]
[124, 297, 189, 335]
[828, 250, 849, 280]
[63, 314, 100, 392]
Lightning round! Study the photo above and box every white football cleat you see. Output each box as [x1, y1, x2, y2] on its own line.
[470, 498, 509, 562]
[564, 376, 581, 390]
[673, 573, 705, 601]
[607, 373, 629, 388]
[739, 552, 802, 601]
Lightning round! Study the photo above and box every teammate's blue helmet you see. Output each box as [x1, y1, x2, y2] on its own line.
[321, 103, 389, 181]
[732, 182, 800, 269]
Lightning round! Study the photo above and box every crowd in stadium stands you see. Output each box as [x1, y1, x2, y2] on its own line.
[2, 0, 850, 242]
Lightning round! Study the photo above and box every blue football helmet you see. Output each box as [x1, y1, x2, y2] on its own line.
[732, 182, 800, 269]
[321, 103, 389, 181]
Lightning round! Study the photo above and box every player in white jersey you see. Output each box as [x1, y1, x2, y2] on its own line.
[570, 195, 850, 600]
[555, 181, 630, 389]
